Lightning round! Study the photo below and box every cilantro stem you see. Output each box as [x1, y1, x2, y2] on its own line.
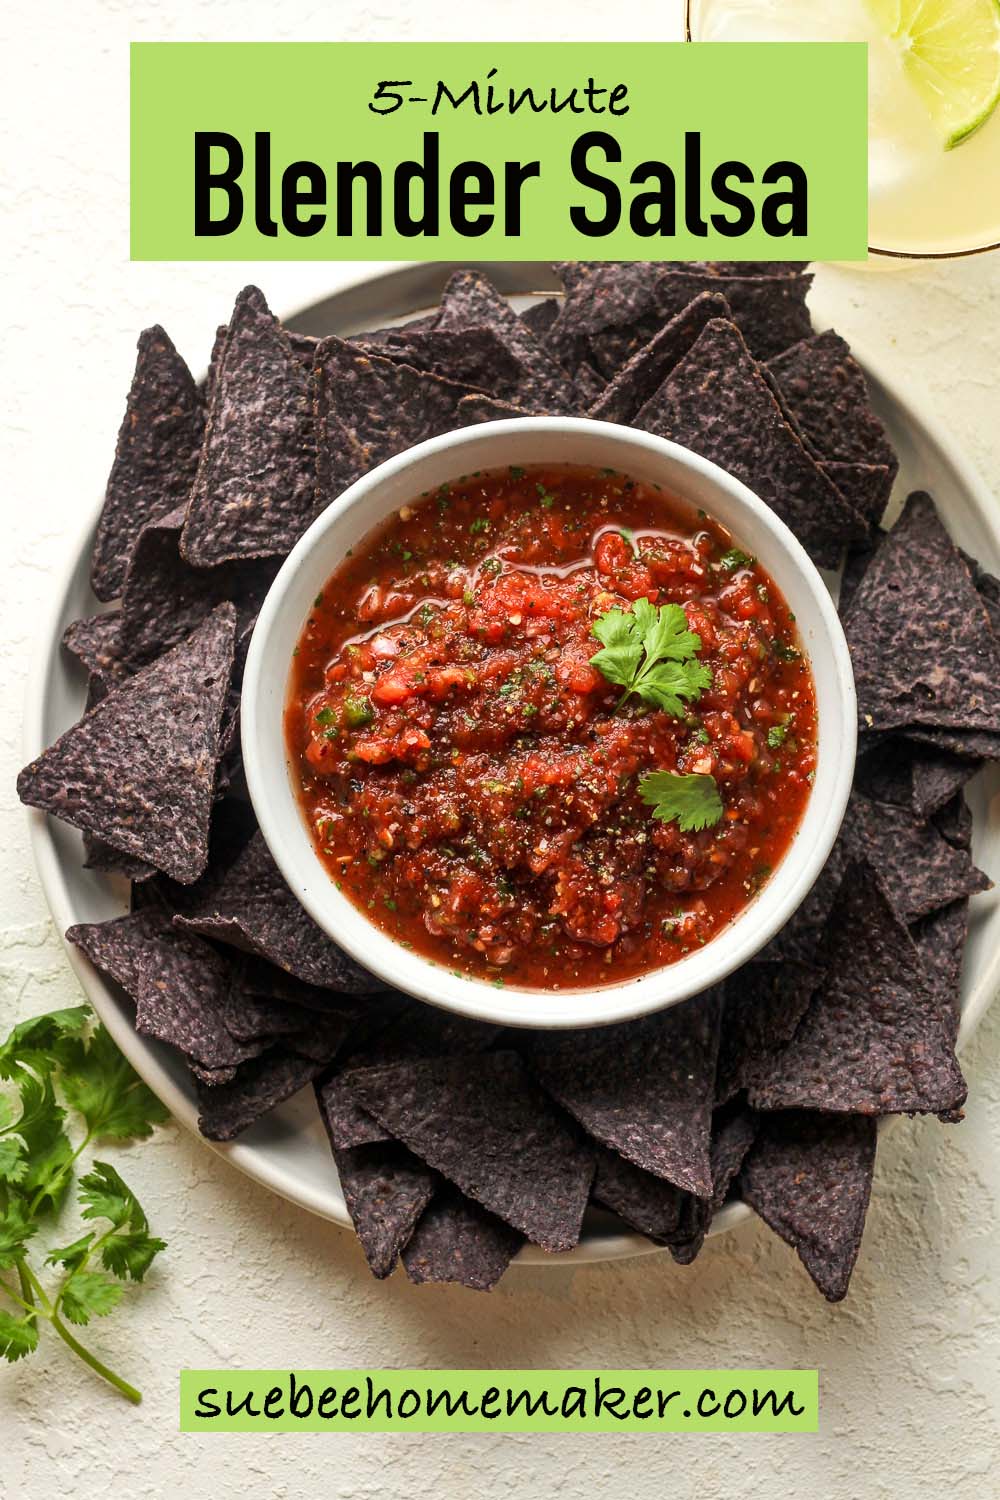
[17, 1262, 141, 1404]
[0, 1274, 37, 1316]
[18, 1262, 36, 1318]
[49, 1308, 142, 1405]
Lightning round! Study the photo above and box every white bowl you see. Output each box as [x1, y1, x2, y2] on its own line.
[242, 418, 856, 1030]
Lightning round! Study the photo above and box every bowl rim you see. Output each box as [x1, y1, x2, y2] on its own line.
[242, 415, 857, 1030]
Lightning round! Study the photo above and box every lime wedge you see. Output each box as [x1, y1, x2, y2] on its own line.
[866, 0, 1000, 148]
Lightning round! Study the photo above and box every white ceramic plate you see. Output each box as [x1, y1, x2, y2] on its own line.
[23, 263, 1000, 1269]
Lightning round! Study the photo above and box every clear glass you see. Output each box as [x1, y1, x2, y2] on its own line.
[687, 0, 1000, 260]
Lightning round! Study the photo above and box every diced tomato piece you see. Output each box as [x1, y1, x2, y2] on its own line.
[371, 674, 412, 706]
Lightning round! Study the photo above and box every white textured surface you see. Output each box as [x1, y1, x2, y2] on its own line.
[2, 2, 1000, 1493]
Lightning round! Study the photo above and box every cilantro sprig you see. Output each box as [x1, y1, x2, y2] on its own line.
[0, 1006, 168, 1403]
[590, 600, 726, 831]
[590, 599, 712, 716]
[638, 770, 725, 833]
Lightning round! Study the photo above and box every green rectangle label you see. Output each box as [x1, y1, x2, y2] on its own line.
[131, 42, 867, 260]
[180, 1369, 819, 1432]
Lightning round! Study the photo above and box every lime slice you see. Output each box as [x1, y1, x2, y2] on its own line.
[866, 0, 1000, 148]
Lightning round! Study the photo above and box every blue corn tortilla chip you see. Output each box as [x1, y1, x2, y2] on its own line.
[223, 957, 365, 1048]
[314, 337, 479, 502]
[821, 461, 894, 532]
[66, 908, 163, 998]
[181, 287, 316, 567]
[741, 1111, 877, 1302]
[838, 534, 883, 621]
[527, 989, 721, 1197]
[749, 860, 967, 1116]
[669, 1103, 759, 1266]
[333, 1141, 436, 1280]
[857, 738, 980, 822]
[360, 317, 577, 415]
[519, 297, 560, 339]
[354, 324, 533, 404]
[434, 269, 577, 412]
[347, 1050, 595, 1253]
[223, 987, 338, 1046]
[18, 605, 236, 884]
[653, 270, 814, 365]
[547, 261, 663, 371]
[967, 554, 1000, 637]
[224, 984, 358, 1068]
[458, 393, 535, 425]
[196, 1047, 325, 1140]
[66, 538, 253, 816]
[903, 723, 1000, 760]
[82, 834, 156, 883]
[914, 750, 982, 822]
[316, 1007, 501, 1150]
[767, 331, 898, 475]
[78, 670, 158, 883]
[910, 898, 970, 1050]
[173, 830, 381, 991]
[716, 960, 822, 1106]
[843, 789, 989, 922]
[137, 931, 266, 1068]
[68, 910, 264, 1072]
[633, 319, 867, 568]
[572, 361, 606, 407]
[588, 290, 732, 425]
[287, 329, 319, 372]
[90, 326, 204, 601]
[549, 262, 814, 376]
[119, 506, 277, 672]
[203, 322, 228, 404]
[846, 491, 1000, 735]
[315, 1083, 387, 1151]
[594, 1102, 756, 1261]
[702, 261, 809, 276]
[133, 794, 259, 919]
[346, 313, 439, 352]
[767, 786, 987, 967]
[933, 790, 974, 852]
[590, 1146, 689, 1241]
[67, 900, 274, 1080]
[62, 613, 127, 685]
[402, 1188, 523, 1291]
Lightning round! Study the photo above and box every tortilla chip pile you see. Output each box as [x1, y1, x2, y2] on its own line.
[19, 265, 997, 1300]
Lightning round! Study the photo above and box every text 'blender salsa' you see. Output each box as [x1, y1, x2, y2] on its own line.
[286, 464, 817, 990]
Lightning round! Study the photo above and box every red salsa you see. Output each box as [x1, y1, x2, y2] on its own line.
[286, 464, 817, 990]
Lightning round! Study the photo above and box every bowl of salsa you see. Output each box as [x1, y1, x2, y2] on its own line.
[242, 419, 856, 1028]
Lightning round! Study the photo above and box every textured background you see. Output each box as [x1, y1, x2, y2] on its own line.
[2, 2, 999, 1494]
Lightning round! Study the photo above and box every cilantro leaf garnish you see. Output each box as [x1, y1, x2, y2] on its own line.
[58, 1026, 167, 1142]
[0, 1006, 88, 1081]
[59, 1270, 125, 1326]
[0, 1007, 168, 1403]
[638, 770, 725, 833]
[0, 1196, 37, 1270]
[590, 599, 712, 716]
[0, 1308, 39, 1362]
[0, 1137, 27, 1186]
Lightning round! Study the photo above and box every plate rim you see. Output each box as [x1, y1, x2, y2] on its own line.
[21, 260, 1000, 1270]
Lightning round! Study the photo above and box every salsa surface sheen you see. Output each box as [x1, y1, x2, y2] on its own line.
[286, 463, 817, 990]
